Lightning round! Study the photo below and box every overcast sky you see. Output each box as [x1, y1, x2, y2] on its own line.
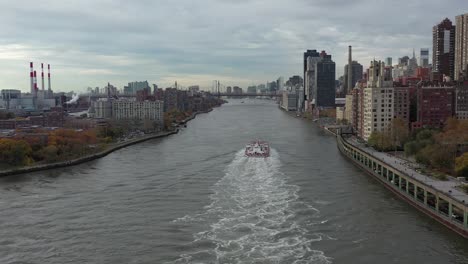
[0, 0, 467, 92]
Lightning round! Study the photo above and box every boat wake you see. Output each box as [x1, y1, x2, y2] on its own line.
[171, 149, 331, 263]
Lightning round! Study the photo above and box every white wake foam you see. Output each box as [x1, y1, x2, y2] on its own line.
[171, 149, 332, 263]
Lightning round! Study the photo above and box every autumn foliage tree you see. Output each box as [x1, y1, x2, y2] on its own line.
[0, 138, 32, 166]
[455, 153, 468, 177]
[404, 119, 468, 174]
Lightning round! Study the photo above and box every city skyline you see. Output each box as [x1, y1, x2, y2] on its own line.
[0, 1, 467, 92]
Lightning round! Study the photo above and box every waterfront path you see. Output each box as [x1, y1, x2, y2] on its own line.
[346, 136, 468, 206]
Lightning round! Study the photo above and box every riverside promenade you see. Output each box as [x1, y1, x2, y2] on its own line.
[337, 133, 468, 239]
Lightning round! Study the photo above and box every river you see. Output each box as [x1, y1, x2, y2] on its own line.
[0, 99, 466, 264]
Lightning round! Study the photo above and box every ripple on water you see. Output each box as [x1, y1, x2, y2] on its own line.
[170, 150, 332, 263]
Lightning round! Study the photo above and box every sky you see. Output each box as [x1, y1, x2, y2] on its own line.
[0, 0, 467, 92]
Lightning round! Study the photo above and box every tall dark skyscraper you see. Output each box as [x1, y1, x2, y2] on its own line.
[315, 52, 336, 108]
[343, 61, 363, 95]
[433, 18, 455, 81]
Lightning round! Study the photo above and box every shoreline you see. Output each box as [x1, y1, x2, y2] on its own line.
[336, 134, 468, 239]
[0, 109, 214, 177]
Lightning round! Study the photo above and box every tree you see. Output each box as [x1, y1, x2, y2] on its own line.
[40, 145, 59, 163]
[404, 141, 420, 156]
[455, 153, 468, 177]
[368, 131, 393, 151]
[391, 117, 409, 149]
[0, 139, 32, 166]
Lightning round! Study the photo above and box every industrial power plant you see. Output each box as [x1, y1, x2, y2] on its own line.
[0, 62, 57, 113]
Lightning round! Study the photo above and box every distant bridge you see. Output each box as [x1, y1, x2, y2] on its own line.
[81, 93, 281, 99]
[215, 93, 281, 97]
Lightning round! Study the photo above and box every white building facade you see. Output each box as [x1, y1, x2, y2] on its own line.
[344, 94, 354, 123]
[363, 61, 394, 141]
[281, 90, 298, 111]
[92, 99, 113, 119]
[305, 56, 322, 111]
[112, 100, 163, 123]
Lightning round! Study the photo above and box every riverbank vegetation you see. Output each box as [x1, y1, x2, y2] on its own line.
[368, 118, 468, 177]
[163, 110, 193, 130]
[404, 118, 468, 176]
[0, 128, 103, 168]
[367, 118, 409, 151]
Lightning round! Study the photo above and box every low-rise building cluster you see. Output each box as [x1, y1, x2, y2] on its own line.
[90, 87, 224, 127]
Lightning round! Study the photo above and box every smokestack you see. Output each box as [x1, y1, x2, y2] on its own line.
[47, 64, 51, 91]
[30, 62, 34, 94]
[41, 63, 45, 91]
[33, 70, 38, 97]
[347, 46, 352, 94]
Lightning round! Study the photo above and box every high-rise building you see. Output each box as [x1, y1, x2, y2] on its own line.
[343, 61, 363, 95]
[455, 13, 468, 81]
[247, 86, 257, 94]
[304, 49, 321, 111]
[385, 57, 393, 67]
[315, 52, 336, 108]
[233, 86, 242, 94]
[124, 81, 150, 95]
[420, 48, 430, 67]
[164, 88, 178, 112]
[363, 61, 394, 141]
[277, 77, 284, 91]
[153, 84, 159, 94]
[433, 18, 456, 81]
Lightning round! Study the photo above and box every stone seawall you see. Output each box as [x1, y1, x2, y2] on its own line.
[0, 130, 178, 177]
[336, 134, 468, 239]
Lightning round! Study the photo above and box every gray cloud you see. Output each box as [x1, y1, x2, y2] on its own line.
[0, 0, 466, 92]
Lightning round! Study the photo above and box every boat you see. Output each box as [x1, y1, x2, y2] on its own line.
[245, 141, 270, 157]
[241, 101, 245, 103]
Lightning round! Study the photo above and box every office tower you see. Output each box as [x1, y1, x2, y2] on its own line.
[433, 18, 455, 81]
[344, 61, 363, 95]
[315, 52, 336, 108]
[420, 48, 430, 67]
[385, 57, 392, 67]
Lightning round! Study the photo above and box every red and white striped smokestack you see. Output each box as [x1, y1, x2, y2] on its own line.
[30, 62, 34, 94]
[48, 64, 51, 91]
[33, 70, 38, 97]
[41, 63, 45, 91]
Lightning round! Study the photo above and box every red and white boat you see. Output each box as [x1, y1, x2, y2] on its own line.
[245, 141, 270, 157]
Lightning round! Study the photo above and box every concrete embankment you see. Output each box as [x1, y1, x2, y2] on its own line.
[337, 134, 468, 239]
[0, 130, 178, 177]
[0, 109, 215, 177]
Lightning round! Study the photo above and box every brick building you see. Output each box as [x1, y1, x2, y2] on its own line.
[416, 84, 455, 128]
[394, 87, 410, 127]
[455, 82, 468, 119]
